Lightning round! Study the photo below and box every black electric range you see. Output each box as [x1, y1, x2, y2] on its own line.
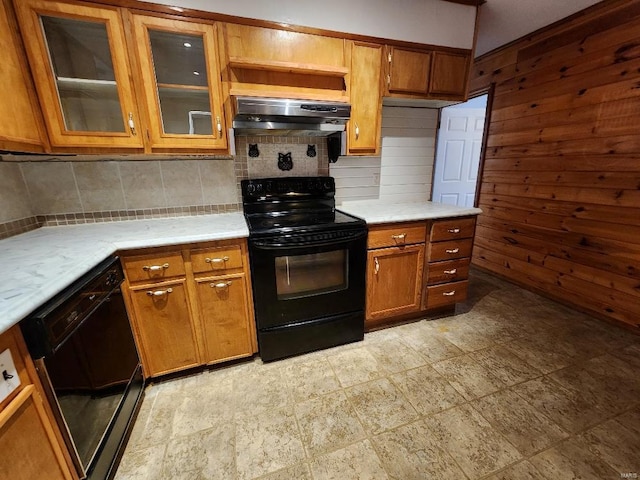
[241, 176, 367, 361]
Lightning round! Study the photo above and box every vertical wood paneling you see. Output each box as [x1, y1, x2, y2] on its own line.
[471, 0, 640, 329]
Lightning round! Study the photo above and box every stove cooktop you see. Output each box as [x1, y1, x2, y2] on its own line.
[245, 209, 365, 236]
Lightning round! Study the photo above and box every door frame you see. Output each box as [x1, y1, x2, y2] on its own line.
[430, 84, 494, 207]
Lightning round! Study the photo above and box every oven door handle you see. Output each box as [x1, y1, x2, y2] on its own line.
[251, 230, 367, 249]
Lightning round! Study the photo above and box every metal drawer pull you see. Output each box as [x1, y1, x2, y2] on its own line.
[391, 233, 406, 243]
[445, 248, 460, 254]
[146, 288, 173, 297]
[143, 263, 169, 272]
[442, 290, 456, 296]
[444, 268, 458, 275]
[448, 228, 461, 234]
[205, 256, 229, 264]
[211, 281, 232, 289]
[374, 257, 380, 275]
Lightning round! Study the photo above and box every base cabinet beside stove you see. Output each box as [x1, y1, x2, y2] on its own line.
[366, 222, 426, 328]
[121, 239, 257, 378]
[365, 216, 477, 329]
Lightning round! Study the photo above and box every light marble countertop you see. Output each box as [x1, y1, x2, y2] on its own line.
[0, 213, 248, 335]
[338, 200, 482, 224]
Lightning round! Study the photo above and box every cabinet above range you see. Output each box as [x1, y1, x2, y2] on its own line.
[1, 0, 476, 156]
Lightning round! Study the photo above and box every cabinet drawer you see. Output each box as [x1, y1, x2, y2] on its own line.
[428, 238, 473, 262]
[430, 217, 476, 242]
[425, 280, 468, 309]
[426, 259, 470, 285]
[368, 222, 426, 249]
[191, 245, 243, 274]
[122, 252, 185, 283]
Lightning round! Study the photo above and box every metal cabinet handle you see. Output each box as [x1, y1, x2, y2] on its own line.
[448, 228, 461, 234]
[445, 248, 459, 254]
[355, 123, 360, 140]
[146, 288, 173, 297]
[216, 115, 222, 138]
[442, 290, 456, 296]
[205, 256, 229, 264]
[374, 257, 380, 275]
[444, 268, 458, 275]
[391, 233, 406, 244]
[143, 263, 169, 272]
[128, 112, 137, 136]
[211, 281, 232, 289]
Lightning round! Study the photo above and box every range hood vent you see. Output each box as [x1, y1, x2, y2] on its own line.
[232, 96, 351, 137]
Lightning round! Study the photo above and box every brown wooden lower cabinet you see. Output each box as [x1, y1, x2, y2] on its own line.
[128, 280, 200, 377]
[195, 273, 255, 363]
[366, 244, 425, 323]
[122, 238, 257, 378]
[0, 326, 76, 480]
[365, 216, 477, 329]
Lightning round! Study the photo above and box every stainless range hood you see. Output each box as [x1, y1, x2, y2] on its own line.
[232, 96, 351, 136]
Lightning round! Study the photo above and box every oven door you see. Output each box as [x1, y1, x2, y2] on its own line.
[249, 228, 367, 329]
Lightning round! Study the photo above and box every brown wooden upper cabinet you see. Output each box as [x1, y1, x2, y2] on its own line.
[0, 1, 48, 153]
[348, 41, 383, 155]
[429, 51, 469, 97]
[14, 0, 144, 149]
[131, 15, 227, 150]
[385, 45, 470, 100]
[386, 46, 432, 96]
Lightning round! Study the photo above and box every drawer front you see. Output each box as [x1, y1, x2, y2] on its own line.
[122, 252, 185, 283]
[430, 217, 476, 242]
[425, 280, 468, 309]
[426, 259, 470, 285]
[428, 238, 473, 262]
[368, 222, 427, 249]
[191, 245, 243, 274]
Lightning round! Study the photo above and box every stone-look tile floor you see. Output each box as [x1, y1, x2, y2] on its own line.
[115, 270, 640, 480]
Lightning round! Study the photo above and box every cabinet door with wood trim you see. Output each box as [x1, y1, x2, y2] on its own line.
[130, 14, 227, 151]
[195, 273, 254, 363]
[14, 0, 143, 149]
[386, 46, 431, 95]
[348, 41, 383, 155]
[366, 244, 424, 323]
[0, 326, 75, 480]
[127, 280, 199, 377]
[0, 0, 48, 153]
[429, 51, 470, 98]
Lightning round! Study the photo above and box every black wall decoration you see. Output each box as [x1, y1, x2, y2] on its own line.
[277, 152, 293, 171]
[248, 144, 260, 157]
[306, 144, 316, 157]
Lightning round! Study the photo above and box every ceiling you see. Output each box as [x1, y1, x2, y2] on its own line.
[475, 0, 604, 57]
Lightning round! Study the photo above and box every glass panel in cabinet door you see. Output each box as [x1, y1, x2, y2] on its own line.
[40, 16, 125, 133]
[148, 30, 213, 135]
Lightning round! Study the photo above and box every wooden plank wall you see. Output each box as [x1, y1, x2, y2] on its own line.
[470, 0, 640, 329]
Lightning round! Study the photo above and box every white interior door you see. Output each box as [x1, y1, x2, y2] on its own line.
[432, 104, 486, 207]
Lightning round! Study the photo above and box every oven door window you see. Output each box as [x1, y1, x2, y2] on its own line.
[275, 250, 348, 300]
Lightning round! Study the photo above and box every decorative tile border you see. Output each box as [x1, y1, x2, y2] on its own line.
[0, 216, 43, 240]
[0, 203, 241, 240]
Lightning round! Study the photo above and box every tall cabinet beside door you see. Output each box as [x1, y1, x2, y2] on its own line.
[130, 14, 227, 151]
[14, 0, 144, 150]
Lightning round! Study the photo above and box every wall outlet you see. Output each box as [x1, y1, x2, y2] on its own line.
[0, 349, 21, 403]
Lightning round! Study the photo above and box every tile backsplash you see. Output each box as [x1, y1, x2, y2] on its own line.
[0, 135, 330, 239]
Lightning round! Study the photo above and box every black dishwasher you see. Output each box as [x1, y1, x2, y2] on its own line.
[21, 255, 144, 480]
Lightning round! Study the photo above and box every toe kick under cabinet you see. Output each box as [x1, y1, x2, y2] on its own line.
[365, 216, 476, 329]
[121, 239, 257, 378]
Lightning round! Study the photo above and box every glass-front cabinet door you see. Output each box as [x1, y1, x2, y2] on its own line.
[132, 15, 227, 150]
[14, 0, 143, 149]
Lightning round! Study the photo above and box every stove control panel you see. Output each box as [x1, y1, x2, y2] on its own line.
[242, 177, 335, 199]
